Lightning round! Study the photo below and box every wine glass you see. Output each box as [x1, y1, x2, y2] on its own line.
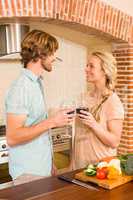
[59, 99, 76, 139]
[60, 99, 76, 113]
[75, 93, 89, 114]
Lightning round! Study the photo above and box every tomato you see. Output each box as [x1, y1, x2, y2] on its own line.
[100, 167, 108, 176]
[96, 169, 107, 179]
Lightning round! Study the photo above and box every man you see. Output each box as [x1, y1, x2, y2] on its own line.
[5, 29, 74, 185]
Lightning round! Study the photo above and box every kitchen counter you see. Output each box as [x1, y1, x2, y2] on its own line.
[0, 170, 132, 200]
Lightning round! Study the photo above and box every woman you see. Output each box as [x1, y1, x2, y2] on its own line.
[73, 51, 124, 169]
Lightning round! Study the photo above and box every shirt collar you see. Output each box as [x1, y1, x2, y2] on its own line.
[22, 68, 41, 82]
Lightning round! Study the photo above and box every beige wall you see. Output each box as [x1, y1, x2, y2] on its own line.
[101, 0, 133, 16]
[30, 22, 112, 51]
[0, 61, 22, 124]
[0, 22, 112, 124]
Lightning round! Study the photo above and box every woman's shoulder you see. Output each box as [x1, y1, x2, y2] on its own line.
[104, 92, 124, 118]
[107, 92, 123, 106]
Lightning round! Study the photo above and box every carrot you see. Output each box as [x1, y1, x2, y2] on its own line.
[100, 156, 117, 163]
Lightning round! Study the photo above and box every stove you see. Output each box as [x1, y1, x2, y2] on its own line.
[0, 135, 10, 184]
[0, 125, 72, 163]
[51, 126, 72, 153]
[0, 126, 8, 164]
[0, 125, 72, 182]
[0, 136, 8, 164]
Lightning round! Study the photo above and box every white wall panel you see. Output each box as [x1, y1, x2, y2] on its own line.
[43, 37, 87, 112]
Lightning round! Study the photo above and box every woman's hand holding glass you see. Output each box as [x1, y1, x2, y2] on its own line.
[75, 94, 89, 118]
[78, 110, 97, 129]
[75, 93, 97, 128]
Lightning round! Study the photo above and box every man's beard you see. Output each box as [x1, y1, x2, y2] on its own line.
[41, 60, 52, 72]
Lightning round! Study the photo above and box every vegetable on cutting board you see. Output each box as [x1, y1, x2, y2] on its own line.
[84, 164, 97, 176]
[97, 161, 108, 169]
[107, 166, 120, 179]
[108, 159, 122, 175]
[84, 156, 130, 180]
[118, 153, 133, 175]
[96, 167, 108, 179]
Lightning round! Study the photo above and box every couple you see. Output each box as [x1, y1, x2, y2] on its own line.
[5, 29, 124, 185]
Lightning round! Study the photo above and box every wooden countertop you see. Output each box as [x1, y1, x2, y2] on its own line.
[0, 170, 132, 200]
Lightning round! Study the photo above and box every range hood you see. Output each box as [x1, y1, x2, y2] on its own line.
[0, 23, 29, 60]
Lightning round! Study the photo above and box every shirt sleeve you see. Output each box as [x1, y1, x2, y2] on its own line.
[106, 94, 124, 121]
[5, 84, 29, 115]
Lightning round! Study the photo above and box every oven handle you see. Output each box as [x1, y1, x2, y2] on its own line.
[1, 152, 8, 157]
[0, 151, 8, 158]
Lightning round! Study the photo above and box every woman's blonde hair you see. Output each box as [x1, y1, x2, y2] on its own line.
[91, 51, 117, 90]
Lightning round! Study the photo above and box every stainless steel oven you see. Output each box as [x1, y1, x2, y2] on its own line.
[0, 126, 12, 184]
[0, 125, 73, 179]
[51, 126, 72, 173]
[51, 126, 72, 152]
[0, 137, 8, 164]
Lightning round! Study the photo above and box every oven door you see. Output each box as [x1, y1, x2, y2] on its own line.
[0, 154, 12, 184]
[0, 151, 8, 164]
[51, 126, 72, 174]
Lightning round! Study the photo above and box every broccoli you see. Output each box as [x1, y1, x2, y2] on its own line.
[118, 154, 133, 175]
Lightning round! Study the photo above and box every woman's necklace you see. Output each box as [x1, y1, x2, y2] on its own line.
[89, 89, 112, 121]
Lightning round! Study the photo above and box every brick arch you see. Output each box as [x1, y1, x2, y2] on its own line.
[0, 0, 133, 43]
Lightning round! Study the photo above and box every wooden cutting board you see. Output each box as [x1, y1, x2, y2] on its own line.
[75, 171, 133, 189]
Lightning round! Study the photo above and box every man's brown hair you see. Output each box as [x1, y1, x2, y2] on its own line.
[21, 29, 59, 68]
